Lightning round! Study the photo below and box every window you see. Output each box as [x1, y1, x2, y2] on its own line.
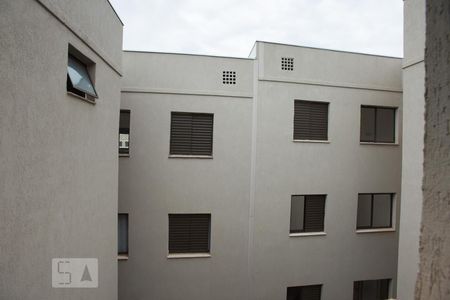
[222, 71, 236, 84]
[353, 279, 390, 300]
[118, 214, 128, 256]
[168, 214, 211, 254]
[294, 100, 329, 141]
[119, 110, 130, 155]
[357, 194, 393, 229]
[360, 106, 396, 143]
[287, 285, 322, 300]
[67, 53, 97, 100]
[282, 57, 294, 71]
[290, 195, 326, 233]
[170, 112, 214, 156]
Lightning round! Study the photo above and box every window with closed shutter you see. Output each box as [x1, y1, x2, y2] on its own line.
[290, 195, 326, 233]
[168, 214, 211, 254]
[287, 284, 322, 300]
[170, 112, 214, 156]
[294, 100, 329, 141]
[360, 106, 396, 143]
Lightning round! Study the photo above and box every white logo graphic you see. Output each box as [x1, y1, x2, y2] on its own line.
[52, 258, 98, 288]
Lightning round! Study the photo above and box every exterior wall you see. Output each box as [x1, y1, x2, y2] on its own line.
[415, 0, 450, 298]
[250, 42, 402, 300]
[119, 52, 254, 300]
[0, 1, 122, 299]
[119, 44, 402, 300]
[397, 1, 426, 299]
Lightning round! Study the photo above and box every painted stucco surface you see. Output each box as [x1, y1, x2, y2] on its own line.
[0, 1, 122, 299]
[397, 1, 426, 299]
[415, 0, 450, 299]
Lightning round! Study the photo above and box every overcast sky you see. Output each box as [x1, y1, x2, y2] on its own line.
[109, 0, 403, 58]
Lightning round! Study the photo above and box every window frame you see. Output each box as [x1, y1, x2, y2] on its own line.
[118, 213, 129, 257]
[287, 284, 322, 300]
[290, 194, 326, 234]
[66, 46, 98, 103]
[168, 213, 212, 255]
[360, 105, 397, 143]
[293, 100, 330, 142]
[119, 110, 131, 156]
[169, 112, 214, 157]
[353, 279, 391, 300]
[356, 193, 394, 230]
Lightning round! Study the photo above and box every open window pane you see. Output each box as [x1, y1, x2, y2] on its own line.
[375, 108, 395, 143]
[67, 55, 97, 97]
[372, 194, 392, 228]
[118, 214, 128, 255]
[360, 107, 376, 142]
[357, 194, 372, 229]
[290, 196, 305, 233]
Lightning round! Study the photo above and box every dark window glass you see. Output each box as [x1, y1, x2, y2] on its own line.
[168, 214, 211, 254]
[287, 285, 322, 300]
[294, 100, 329, 141]
[357, 194, 393, 229]
[290, 195, 326, 233]
[170, 112, 214, 156]
[118, 214, 128, 255]
[67, 54, 97, 98]
[360, 106, 396, 143]
[119, 110, 130, 154]
[353, 279, 390, 300]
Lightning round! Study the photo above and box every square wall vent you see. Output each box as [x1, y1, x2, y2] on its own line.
[223, 71, 236, 84]
[282, 57, 294, 71]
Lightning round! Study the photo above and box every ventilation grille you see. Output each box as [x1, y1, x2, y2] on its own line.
[223, 71, 236, 84]
[282, 57, 294, 71]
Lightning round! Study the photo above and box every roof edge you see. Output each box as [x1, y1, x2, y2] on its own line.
[255, 40, 403, 59]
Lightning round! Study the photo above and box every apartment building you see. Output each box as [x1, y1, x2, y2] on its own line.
[0, 1, 122, 299]
[118, 42, 402, 300]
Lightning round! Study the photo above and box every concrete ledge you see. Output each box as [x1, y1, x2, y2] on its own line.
[360, 142, 399, 146]
[168, 155, 213, 159]
[356, 228, 396, 234]
[289, 232, 327, 237]
[118, 255, 129, 261]
[293, 140, 330, 144]
[167, 253, 211, 259]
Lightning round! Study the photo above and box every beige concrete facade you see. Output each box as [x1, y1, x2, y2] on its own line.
[0, 1, 122, 299]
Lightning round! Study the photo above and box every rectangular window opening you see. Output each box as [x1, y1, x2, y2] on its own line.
[290, 195, 326, 233]
[170, 112, 214, 156]
[119, 110, 130, 155]
[360, 106, 396, 143]
[294, 100, 329, 141]
[118, 214, 128, 256]
[287, 284, 322, 300]
[356, 194, 393, 230]
[66, 48, 97, 100]
[353, 279, 391, 300]
[168, 214, 211, 254]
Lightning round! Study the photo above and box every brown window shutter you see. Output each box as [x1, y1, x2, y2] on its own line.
[294, 100, 328, 140]
[170, 112, 213, 155]
[169, 214, 211, 254]
[304, 195, 326, 232]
